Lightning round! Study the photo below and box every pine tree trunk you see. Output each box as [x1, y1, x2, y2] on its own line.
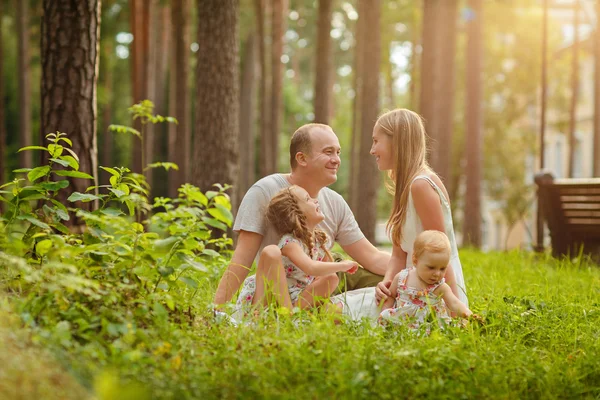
[238, 32, 258, 206]
[270, 0, 286, 173]
[567, 0, 580, 178]
[41, 0, 101, 210]
[463, 0, 483, 248]
[419, 0, 440, 167]
[101, 43, 114, 185]
[594, 0, 600, 176]
[129, 0, 152, 174]
[168, 0, 191, 197]
[255, 0, 271, 178]
[17, 0, 32, 169]
[0, 0, 5, 196]
[349, 0, 367, 213]
[193, 0, 239, 204]
[313, 0, 333, 124]
[355, 0, 381, 244]
[433, 0, 458, 188]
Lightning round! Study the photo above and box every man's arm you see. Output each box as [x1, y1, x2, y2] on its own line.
[341, 238, 390, 276]
[213, 230, 263, 305]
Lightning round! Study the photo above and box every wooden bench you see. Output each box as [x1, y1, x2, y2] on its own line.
[535, 172, 600, 261]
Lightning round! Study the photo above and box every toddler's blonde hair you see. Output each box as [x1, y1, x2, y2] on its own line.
[413, 230, 451, 262]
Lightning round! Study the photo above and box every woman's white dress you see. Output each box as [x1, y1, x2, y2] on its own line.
[331, 174, 468, 320]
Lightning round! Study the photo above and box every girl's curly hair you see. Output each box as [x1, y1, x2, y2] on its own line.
[267, 186, 332, 261]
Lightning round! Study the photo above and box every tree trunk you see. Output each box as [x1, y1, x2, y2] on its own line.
[567, 0, 580, 178]
[349, 0, 366, 213]
[255, 0, 271, 178]
[270, 0, 286, 173]
[17, 0, 32, 169]
[41, 0, 101, 210]
[419, 0, 440, 167]
[313, 0, 333, 124]
[355, 0, 381, 244]
[193, 0, 239, 205]
[463, 0, 483, 248]
[408, 5, 420, 110]
[238, 32, 258, 206]
[433, 0, 458, 188]
[168, 0, 191, 197]
[0, 0, 5, 198]
[101, 43, 114, 185]
[594, 0, 600, 177]
[129, 0, 152, 174]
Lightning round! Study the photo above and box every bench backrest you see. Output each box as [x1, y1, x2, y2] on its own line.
[535, 173, 600, 258]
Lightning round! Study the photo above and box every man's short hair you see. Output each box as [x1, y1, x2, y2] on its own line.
[289, 123, 331, 169]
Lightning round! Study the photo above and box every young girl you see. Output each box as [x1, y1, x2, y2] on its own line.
[235, 185, 358, 314]
[371, 108, 469, 307]
[378, 230, 472, 331]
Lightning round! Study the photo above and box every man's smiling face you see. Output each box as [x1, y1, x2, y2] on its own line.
[303, 126, 341, 186]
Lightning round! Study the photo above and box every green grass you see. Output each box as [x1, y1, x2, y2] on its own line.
[2, 249, 600, 399]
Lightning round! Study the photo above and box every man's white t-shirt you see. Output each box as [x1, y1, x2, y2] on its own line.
[233, 174, 365, 263]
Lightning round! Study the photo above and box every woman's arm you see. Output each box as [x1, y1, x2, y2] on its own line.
[435, 283, 472, 317]
[282, 242, 357, 276]
[375, 245, 407, 302]
[411, 179, 460, 298]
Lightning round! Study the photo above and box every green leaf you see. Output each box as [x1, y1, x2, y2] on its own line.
[54, 170, 94, 179]
[158, 266, 175, 277]
[36, 239, 53, 256]
[100, 207, 124, 217]
[49, 158, 71, 168]
[207, 206, 233, 227]
[165, 116, 178, 124]
[154, 236, 179, 250]
[178, 276, 198, 289]
[51, 222, 70, 234]
[63, 147, 80, 162]
[108, 188, 126, 198]
[206, 191, 218, 199]
[27, 166, 51, 182]
[202, 249, 221, 258]
[17, 215, 50, 230]
[202, 218, 227, 231]
[57, 137, 73, 146]
[109, 124, 141, 138]
[125, 200, 135, 216]
[39, 180, 70, 191]
[47, 144, 64, 158]
[50, 199, 69, 215]
[189, 191, 208, 207]
[59, 155, 79, 170]
[145, 162, 179, 171]
[68, 192, 101, 202]
[100, 166, 120, 177]
[109, 175, 118, 187]
[18, 146, 48, 152]
[12, 168, 33, 173]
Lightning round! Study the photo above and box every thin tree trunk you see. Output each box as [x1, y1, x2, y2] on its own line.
[41, 0, 101, 211]
[594, 0, 600, 176]
[168, 0, 191, 197]
[568, 0, 580, 178]
[408, 5, 420, 110]
[193, 0, 239, 206]
[355, 0, 381, 244]
[463, 0, 483, 248]
[238, 32, 259, 206]
[0, 0, 5, 198]
[270, 0, 286, 173]
[102, 43, 114, 183]
[313, 0, 333, 124]
[349, 0, 366, 213]
[433, 0, 458, 188]
[419, 0, 440, 166]
[17, 0, 32, 169]
[255, 0, 271, 178]
[144, 1, 157, 186]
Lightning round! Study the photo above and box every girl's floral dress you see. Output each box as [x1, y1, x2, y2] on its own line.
[378, 267, 451, 332]
[235, 233, 329, 313]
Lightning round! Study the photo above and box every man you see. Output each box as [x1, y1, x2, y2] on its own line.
[213, 123, 389, 306]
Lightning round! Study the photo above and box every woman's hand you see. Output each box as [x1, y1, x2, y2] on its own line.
[375, 279, 392, 302]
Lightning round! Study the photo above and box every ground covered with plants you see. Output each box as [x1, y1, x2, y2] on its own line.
[1, 136, 600, 399]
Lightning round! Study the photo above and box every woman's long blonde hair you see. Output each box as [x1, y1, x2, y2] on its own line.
[266, 186, 332, 261]
[376, 109, 431, 247]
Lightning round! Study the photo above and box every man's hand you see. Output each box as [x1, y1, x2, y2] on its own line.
[375, 279, 392, 302]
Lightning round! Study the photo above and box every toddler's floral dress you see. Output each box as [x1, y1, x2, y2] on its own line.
[378, 267, 452, 333]
[235, 233, 328, 315]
